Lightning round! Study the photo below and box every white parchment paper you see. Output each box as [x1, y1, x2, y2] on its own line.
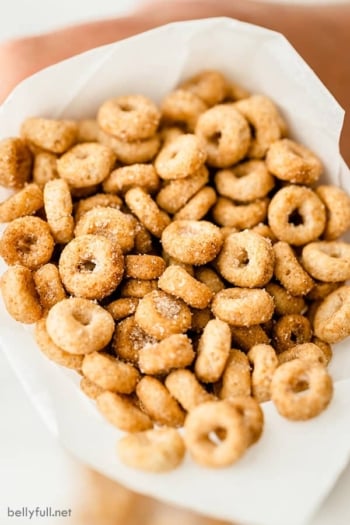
[1, 18, 350, 525]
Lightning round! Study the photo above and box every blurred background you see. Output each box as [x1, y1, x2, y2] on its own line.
[1, 1, 350, 524]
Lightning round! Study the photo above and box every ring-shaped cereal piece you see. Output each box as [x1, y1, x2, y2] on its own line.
[272, 314, 312, 353]
[133, 221, 153, 254]
[125, 255, 166, 280]
[0, 183, 43, 223]
[0, 265, 42, 323]
[155, 134, 207, 180]
[161, 220, 223, 265]
[120, 279, 158, 298]
[136, 376, 185, 427]
[0, 216, 54, 270]
[58, 234, 124, 300]
[234, 95, 285, 158]
[44, 179, 74, 244]
[225, 81, 250, 102]
[96, 391, 152, 432]
[228, 396, 264, 446]
[212, 197, 268, 229]
[273, 241, 314, 296]
[98, 95, 160, 141]
[57, 143, 116, 188]
[313, 285, 350, 343]
[117, 428, 185, 472]
[307, 281, 343, 301]
[265, 283, 306, 316]
[184, 400, 248, 468]
[301, 241, 350, 282]
[0, 137, 32, 188]
[268, 186, 326, 246]
[251, 223, 277, 243]
[103, 164, 160, 195]
[278, 342, 329, 367]
[138, 334, 194, 375]
[316, 185, 350, 240]
[35, 318, 83, 370]
[194, 267, 224, 294]
[180, 70, 228, 106]
[270, 359, 333, 420]
[158, 265, 213, 309]
[217, 230, 274, 288]
[194, 319, 231, 383]
[46, 298, 114, 354]
[74, 193, 122, 222]
[98, 129, 160, 165]
[195, 104, 251, 168]
[77, 119, 99, 143]
[106, 297, 138, 322]
[125, 187, 170, 238]
[156, 165, 209, 214]
[220, 350, 251, 399]
[112, 315, 157, 364]
[312, 337, 333, 365]
[161, 89, 207, 131]
[21, 118, 77, 154]
[212, 288, 274, 327]
[230, 326, 270, 353]
[74, 207, 135, 253]
[34, 263, 66, 311]
[266, 139, 322, 185]
[215, 160, 275, 203]
[32, 152, 59, 187]
[80, 377, 104, 400]
[165, 369, 215, 412]
[174, 186, 217, 221]
[82, 352, 139, 394]
[248, 344, 279, 403]
[135, 290, 192, 340]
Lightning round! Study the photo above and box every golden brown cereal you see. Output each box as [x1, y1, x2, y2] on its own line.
[74, 207, 135, 253]
[125, 187, 170, 238]
[180, 70, 228, 106]
[133, 221, 154, 254]
[117, 427, 185, 472]
[191, 307, 212, 332]
[313, 285, 350, 343]
[138, 334, 194, 375]
[0, 183, 43, 223]
[0, 265, 42, 323]
[136, 376, 185, 427]
[32, 152, 58, 187]
[248, 344, 278, 403]
[225, 81, 250, 101]
[106, 298, 139, 321]
[212, 197, 268, 229]
[312, 337, 333, 365]
[43, 179, 74, 244]
[307, 281, 343, 301]
[98, 95, 160, 141]
[194, 267, 224, 294]
[220, 350, 251, 400]
[0, 216, 54, 269]
[77, 119, 99, 143]
[96, 391, 152, 432]
[158, 265, 213, 309]
[120, 279, 158, 298]
[316, 185, 350, 240]
[235, 95, 285, 158]
[174, 186, 216, 221]
[217, 230, 274, 288]
[103, 164, 160, 195]
[161, 89, 207, 131]
[162, 250, 195, 276]
[74, 193, 122, 222]
[125, 255, 166, 280]
[251, 223, 277, 242]
[278, 342, 328, 367]
[271, 359, 333, 420]
[59, 234, 124, 300]
[301, 241, 350, 282]
[165, 369, 214, 411]
[272, 314, 312, 353]
[21, 118, 77, 154]
[160, 126, 184, 145]
[35, 318, 83, 370]
[215, 160, 275, 203]
[112, 315, 157, 364]
[184, 400, 248, 468]
[230, 325, 270, 352]
[69, 184, 100, 198]
[195, 319, 231, 383]
[161, 220, 223, 265]
[195, 104, 251, 167]
[0, 138, 32, 188]
[220, 226, 239, 238]
[80, 377, 104, 399]
[266, 139, 322, 185]
[268, 186, 326, 246]
[82, 352, 139, 394]
[212, 288, 274, 327]
[57, 143, 116, 187]
[228, 396, 264, 446]
[265, 283, 306, 316]
[46, 297, 114, 354]
[305, 299, 321, 326]
[156, 166, 209, 214]
[155, 134, 207, 180]
[135, 290, 192, 340]
[34, 263, 66, 311]
[98, 129, 160, 164]
[273, 241, 314, 296]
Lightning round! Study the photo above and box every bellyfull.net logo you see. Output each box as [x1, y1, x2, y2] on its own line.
[6, 507, 72, 520]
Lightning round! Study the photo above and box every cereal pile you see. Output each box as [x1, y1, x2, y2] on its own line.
[1, 70, 350, 472]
